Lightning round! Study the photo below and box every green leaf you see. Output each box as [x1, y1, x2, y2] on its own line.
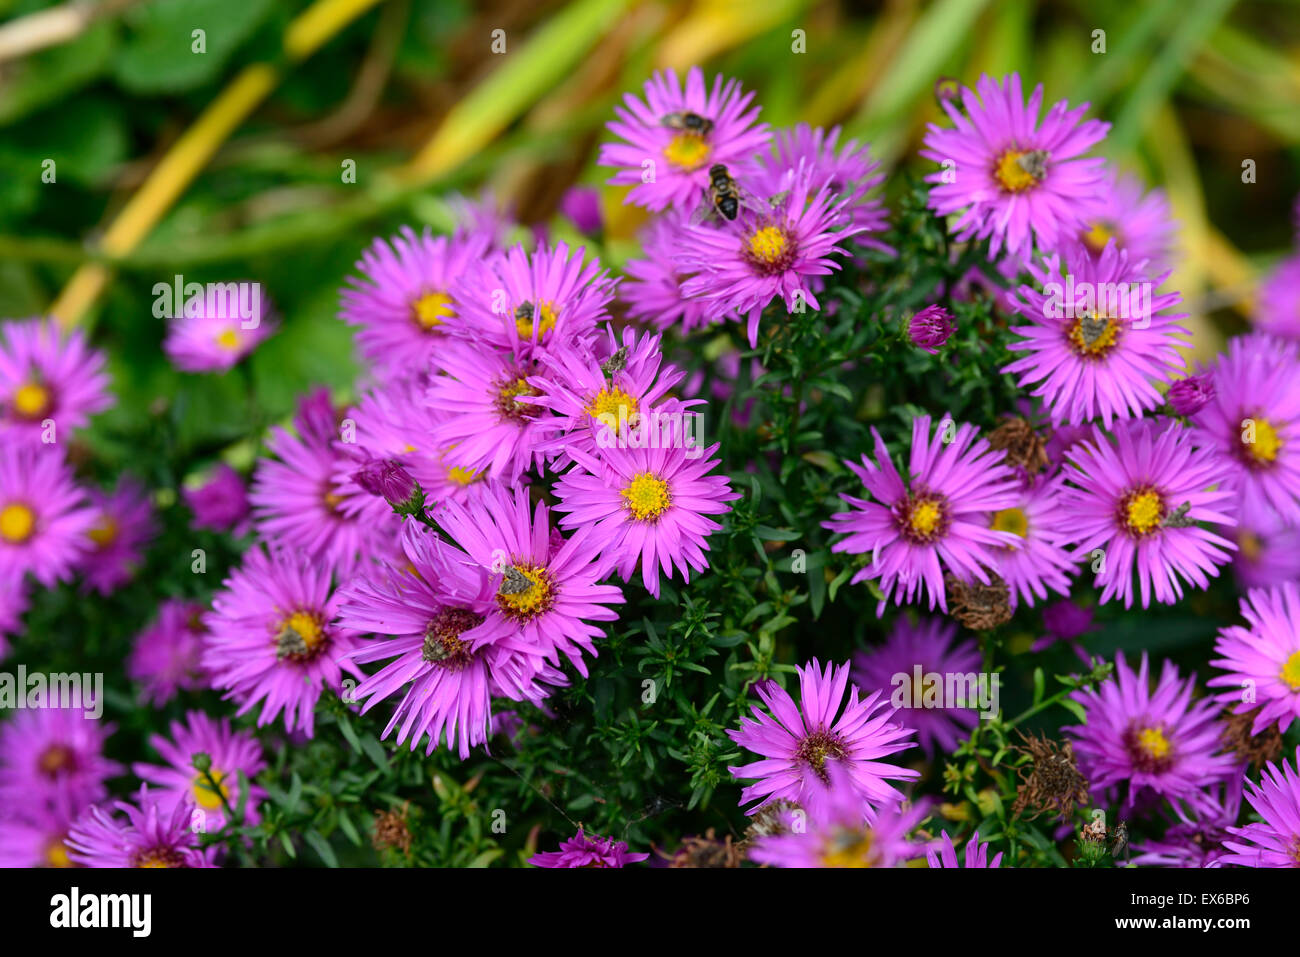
[304, 830, 338, 868]
[113, 0, 278, 94]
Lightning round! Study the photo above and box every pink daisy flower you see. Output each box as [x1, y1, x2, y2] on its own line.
[1208, 583, 1300, 735]
[621, 215, 722, 335]
[0, 708, 122, 815]
[921, 72, 1110, 261]
[66, 786, 217, 868]
[183, 463, 251, 535]
[340, 227, 489, 375]
[850, 616, 981, 758]
[1065, 652, 1238, 816]
[1059, 418, 1236, 608]
[338, 524, 565, 758]
[599, 66, 770, 213]
[1220, 746, 1300, 867]
[1190, 333, 1300, 526]
[0, 800, 79, 868]
[432, 485, 625, 677]
[983, 471, 1075, 609]
[203, 545, 363, 737]
[447, 242, 614, 360]
[1076, 168, 1177, 272]
[250, 388, 401, 577]
[678, 161, 862, 347]
[77, 477, 158, 595]
[552, 441, 737, 597]
[163, 284, 277, 373]
[133, 711, 266, 831]
[727, 658, 919, 815]
[127, 598, 209, 705]
[1254, 252, 1300, 341]
[530, 828, 649, 868]
[1003, 241, 1188, 427]
[822, 414, 1021, 613]
[0, 318, 111, 444]
[927, 829, 1003, 868]
[1230, 521, 1300, 591]
[0, 444, 96, 588]
[1130, 779, 1242, 868]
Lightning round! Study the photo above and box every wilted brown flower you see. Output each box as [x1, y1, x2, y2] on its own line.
[373, 802, 412, 855]
[1220, 706, 1283, 770]
[1011, 731, 1090, 823]
[944, 573, 1012, 630]
[662, 829, 746, 868]
[987, 417, 1050, 475]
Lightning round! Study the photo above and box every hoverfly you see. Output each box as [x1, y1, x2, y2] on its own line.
[499, 565, 535, 596]
[690, 163, 765, 225]
[1015, 149, 1049, 181]
[660, 111, 714, 136]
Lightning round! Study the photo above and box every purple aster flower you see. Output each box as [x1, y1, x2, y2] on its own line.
[127, 599, 209, 705]
[1230, 521, 1300, 591]
[1076, 168, 1177, 273]
[0, 576, 28, 655]
[1058, 418, 1236, 608]
[0, 708, 122, 815]
[133, 711, 266, 831]
[183, 463, 251, 535]
[432, 484, 624, 677]
[66, 786, 217, 868]
[351, 457, 418, 509]
[163, 284, 277, 373]
[927, 829, 1003, 868]
[1130, 779, 1242, 868]
[748, 762, 930, 868]
[425, 341, 555, 487]
[447, 242, 614, 360]
[621, 214, 722, 335]
[0, 800, 79, 868]
[1166, 371, 1214, 417]
[1208, 583, 1300, 736]
[1003, 242, 1188, 427]
[338, 524, 565, 758]
[0, 444, 95, 588]
[559, 187, 603, 234]
[822, 414, 1021, 613]
[250, 388, 401, 577]
[678, 161, 862, 347]
[599, 66, 770, 213]
[77, 477, 158, 596]
[745, 123, 892, 254]
[0, 318, 111, 444]
[530, 828, 649, 868]
[984, 471, 1075, 609]
[1031, 599, 1098, 655]
[1255, 252, 1300, 341]
[908, 305, 955, 354]
[529, 324, 693, 462]
[921, 73, 1110, 261]
[1190, 333, 1300, 526]
[1220, 746, 1300, 867]
[727, 658, 919, 815]
[850, 616, 980, 758]
[203, 545, 363, 737]
[340, 227, 489, 375]
[552, 440, 738, 598]
[1065, 652, 1238, 816]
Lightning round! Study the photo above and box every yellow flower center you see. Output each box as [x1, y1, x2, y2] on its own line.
[495, 562, 554, 621]
[910, 500, 942, 536]
[514, 301, 558, 339]
[446, 465, 479, 486]
[991, 507, 1028, 538]
[587, 386, 638, 425]
[46, 840, 72, 868]
[412, 291, 454, 330]
[135, 851, 180, 868]
[88, 514, 118, 548]
[1238, 530, 1263, 562]
[1280, 650, 1300, 691]
[275, 611, 325, 659]
[993, 148, 1042, 193]
[1082, 220, 1117, 255]
[663, 133, 710, 171]
[0, 503, 36, 544]
[1124, 489, 1164, 536]
[621, 472, 671, 522]
[1242, 417, 1283, 466]
[1135, 726, 1171, 761]
[192, 769, 229, 810]
[747, 226, 788, 264]
[215, 329, 241, 350]
[821, 830, 874, 868]
[495, 376, 541, 422]
[12, 381, 50, 418]
[38, 744, 73, 776]
[1068, 313, 1121, 357]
